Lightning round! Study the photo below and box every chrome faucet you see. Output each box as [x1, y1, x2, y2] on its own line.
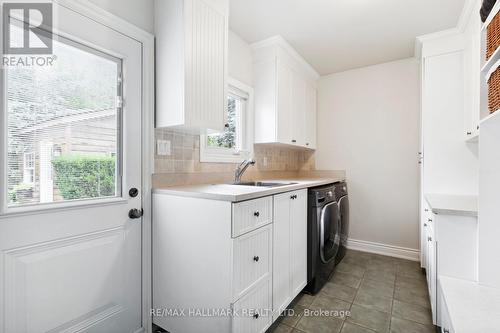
[234, 159, 256, 183]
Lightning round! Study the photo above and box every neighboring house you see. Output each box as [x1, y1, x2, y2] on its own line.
[10, 108, 117, 204]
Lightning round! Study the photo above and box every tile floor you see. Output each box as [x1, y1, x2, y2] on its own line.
[268, 250, 435, 333]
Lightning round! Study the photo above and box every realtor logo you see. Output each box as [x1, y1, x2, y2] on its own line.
[2, 2, 53, 54]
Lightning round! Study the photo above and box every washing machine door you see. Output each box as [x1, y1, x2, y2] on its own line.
[338, 195, 349, 243]
[319, 201, 341, 263]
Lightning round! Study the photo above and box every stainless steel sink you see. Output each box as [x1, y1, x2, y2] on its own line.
[230, 181, 297, 187]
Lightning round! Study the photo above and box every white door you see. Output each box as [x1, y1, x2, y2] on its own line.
[290, 190, 307, 297]
[0, 3, 143, 333]
[272, 192, 292, 315]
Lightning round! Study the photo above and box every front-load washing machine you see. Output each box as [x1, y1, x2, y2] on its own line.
[304, 184, 341, 294]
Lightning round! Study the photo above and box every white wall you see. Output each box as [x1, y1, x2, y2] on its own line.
[228, 30, 254, 86]
[89, 0, 154, 33]
[316, 58, 421, 250]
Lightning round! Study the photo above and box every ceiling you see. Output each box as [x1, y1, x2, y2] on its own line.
[229, 0, 466, 75]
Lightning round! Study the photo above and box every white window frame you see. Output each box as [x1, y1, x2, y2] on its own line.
[200, 77, 254, 163]
[23, 152, 35, 184]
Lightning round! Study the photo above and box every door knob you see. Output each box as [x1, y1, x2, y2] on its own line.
[128, 208, 143, 219]
[129, 187, 139, 198]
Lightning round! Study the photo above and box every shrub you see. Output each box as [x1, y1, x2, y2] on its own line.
[52, 155, 116, 200]
[8, 183, 34, 203]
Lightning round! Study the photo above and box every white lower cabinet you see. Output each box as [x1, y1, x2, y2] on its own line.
[421, 202, 477, 326]
[273, 189, 308, 317]
[153, 189, 308, 333]
[290, 190, 308, 297]
[425, 219, 436, 323]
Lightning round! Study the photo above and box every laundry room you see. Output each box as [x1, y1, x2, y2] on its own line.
[0, 0, 499, 332]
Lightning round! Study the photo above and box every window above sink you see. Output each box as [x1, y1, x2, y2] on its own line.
[200, 77, 254, 163]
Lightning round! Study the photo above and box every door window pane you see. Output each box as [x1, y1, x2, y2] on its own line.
[6, 36, 122, 207]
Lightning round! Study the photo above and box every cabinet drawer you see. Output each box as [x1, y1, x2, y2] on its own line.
[233, 225, 272, 301]
[232, 278, 272, 333]
[232, 197, 272, 237]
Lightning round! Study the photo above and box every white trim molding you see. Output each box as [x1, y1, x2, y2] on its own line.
[251, 35, 320, 80]
[346, 238, 420, 261]
[414, 0, 479, 59]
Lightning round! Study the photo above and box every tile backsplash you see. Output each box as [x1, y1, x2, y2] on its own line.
[153, 128, 323, 187]
[154, 128, 316, 175]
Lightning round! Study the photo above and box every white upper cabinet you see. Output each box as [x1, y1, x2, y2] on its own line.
[463, 0, 482, 141]
[155, 0, 228, 130]
[252, 36, 319, 149]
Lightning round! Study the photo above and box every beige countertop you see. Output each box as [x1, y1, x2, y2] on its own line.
[425, 193, 478, 217]
[153, 177, 345, 202]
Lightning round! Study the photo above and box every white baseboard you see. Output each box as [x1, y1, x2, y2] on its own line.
[346, 238, 420, 261]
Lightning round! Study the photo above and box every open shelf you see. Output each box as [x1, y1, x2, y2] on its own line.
[481, 1, 500, 32]
[480, 109, 500, 125]
[481, 47, 500, 75]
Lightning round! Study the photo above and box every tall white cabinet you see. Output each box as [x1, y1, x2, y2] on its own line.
[417, 2, 481, 325]
[418, 18, 480, 264]
[155, 0, 228, 130]
[252, 36, 319, 149]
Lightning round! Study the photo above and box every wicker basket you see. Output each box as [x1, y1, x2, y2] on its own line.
[487, 11, 500, 60]
[488, 66, 500, 113]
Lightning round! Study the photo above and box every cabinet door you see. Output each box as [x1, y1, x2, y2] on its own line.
[290, 190, 308, 297]
[426, 222, 437, 325]
[273, 192, 292, 314]
[276, 61, 293, 145]
[421, 203, 431, 269]
[305, 83, 317, 149]
[186, 0, 227, 130]
[291, 70, 306, 147]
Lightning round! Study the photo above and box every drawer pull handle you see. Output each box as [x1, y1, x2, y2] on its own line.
[254, 211, 260, 217]
[253, 313, 259, 319]
[428, 218, 432, 222]
[424, 223, 427, 227]
[428, 237, 432, 242]
[290, 195, 297, 200]
[253, 256, 260, 262]
[444, 329, 449, 333]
